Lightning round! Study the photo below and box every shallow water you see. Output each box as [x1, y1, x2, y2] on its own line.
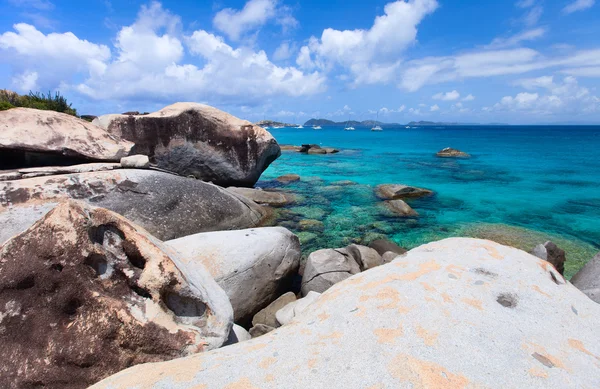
[258, 125, 600, 278]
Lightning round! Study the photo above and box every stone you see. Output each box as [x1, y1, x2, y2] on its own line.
[225, 187, 294, 207]
[332, 180, 356, 186]
[92, 238, 600, 389]
[165, 227, 301, 322]
[280, 145, 302, 152]
[0, 108, 133, 169]
[532, 241, 566, 275]
[249, 324, 276, 338]
[307, 148, 328, 155]
[570, 252, 600, 303]
[252, 292, 297, 328]
[346, 244, 384, 271]
[436, 147, 470, 158]
[298, 219, 325, 232]
[0, 162, 122, 181]
[120, 155, 150, 169]
[93, 103, 280, 187]
[0, 201, 233, 389]
[376, 184, 434, 200]
[276, 174, 301, 183]
[323, 147, 340, 154]
[385, 199, 419, 216]
[275, 291, 322, 326]
[368, 239, 407, 256]
[0, 169, 267, 244]
[301, 248, 361, 296]
[224, 325, 252, 346]
[382, 251, 399, 263]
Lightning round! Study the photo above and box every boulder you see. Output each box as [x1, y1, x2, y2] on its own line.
[307, 148, 328, 155]
[120, 154, 150, 169]
[532, 241, 566, 275]
[382, 251, 400, 263]
[376, 184, 434, 200]
[298, 219, 325, 232]
[0, 169, 267, 244]
[385, 199, 419, 216]
[323, 147, 340, 154]
[91, 238, 600, 389]
[276, 174, 301, 183]
[165, 227, 301, 322]
[571, 252, 600, 303]
[301, 248, 361, 296]
[249, 324, 276, 338]
[93, 103, 280, 187]
[252, 292, 297, 328]
[275, 291, 322, 326]
[0, 201, 233, 389]
[0, 108, 133, 169]
[436, 147, 470, 158]
[224, 325, 252, 346]
[369, 239, 407, 256]
[280, 145, 302, 152]
[346, 244, 384, 271]
[225, 187, 294, 207]
[0, 162, 121, 181]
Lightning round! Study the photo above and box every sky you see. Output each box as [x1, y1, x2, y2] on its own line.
[1, 0, 600, 124]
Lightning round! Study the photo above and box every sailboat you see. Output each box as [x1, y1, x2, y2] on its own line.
[344, 115, 355, 131]
[371, 110, 383, 131]
[312, 125, 322, 130]
[294, 116, 304, 129]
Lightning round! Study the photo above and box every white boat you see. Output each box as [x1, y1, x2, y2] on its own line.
[312, 125, 322, 130]
[405, 126, 411, 129]
[344, 115, 355, 131]
[273, 125, 284, 129]
[295, 125, 304, 129]
[371, 110, 383, 131]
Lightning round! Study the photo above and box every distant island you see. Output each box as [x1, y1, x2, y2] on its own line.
[255, 120, 298, 128]
[255, 118, 508, 128]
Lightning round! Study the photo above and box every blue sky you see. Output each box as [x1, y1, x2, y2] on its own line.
[1, 0, 600, 124]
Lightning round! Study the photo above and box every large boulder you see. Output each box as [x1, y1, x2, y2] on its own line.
[436, 147, 470, 158]
[0, 201, 233, 389]
[0, 169, 267, 244]
[532, 241, 566, 275]
[571, 252, 600, 303]
[165, 227, 301, 322]
[91, 238, 600, 389]
[384, 199, 419, 216]
[0, 108, 133, 169]
[376, 184, 433, 200]
[346, 244, 384, 271]
[301, 248, 361, 296]
[93, 103, 281, 187]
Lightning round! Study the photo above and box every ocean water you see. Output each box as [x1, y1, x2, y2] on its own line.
[258, 125, 600, 278]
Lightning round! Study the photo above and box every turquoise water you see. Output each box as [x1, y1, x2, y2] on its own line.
[258, 126, 600, 277]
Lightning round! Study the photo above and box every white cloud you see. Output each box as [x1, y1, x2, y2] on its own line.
[563, 0, 595, 14]
[433, 90, 460, 101]
[273, 41, 294, 61]
[523, 6, 543, 26]
[562, 67, 600, 77]
[516, 0, 536, 8]
[398, 104, 406, 112]
[486, 28, 546, 49]
[408, 107, 422, 115]
[430, 104, 439, 111]
[8, 0, 54, 10]
[462, 94, 475, 101]
[12, 71, 39, 92]
[514, 75, 554, 89]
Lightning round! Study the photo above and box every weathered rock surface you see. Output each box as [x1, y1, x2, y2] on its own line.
[252, 292, 297, 328]
[0, 162, 121, 181]
[532, 241, 566, 275]
[120, 155, 150, 169]
[369, 239, 407, 256]
[224, 325, 252, 346]
[275, 291, 321, 326]
[376, 184, 434, 200]
[225, 187, 295, 207]
[0, 169, 267, 244]
[385, 199, 419, 216]
[92, 238, 600, 389]
[301, 248, 361, 296]
[276, 174, 301, 183]
[94, 103, 280, 187]
[436, 147, 470, 158]
[382, 251, 400, 263]
[0, 108, 133, 168]
[0, 201, 233, 389]
[165, 227, 301, 322]
[571, 252, 600, 303]
[249, 324, 276, 338]
[346, 244, 384, 271]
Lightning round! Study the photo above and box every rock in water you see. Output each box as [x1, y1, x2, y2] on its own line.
[571, 252, 600, 303]
[0, 108, 133, 168]
[225, 187, 295, 207]
[276, 174, 301, 183]
[385, 199, 419, 217]
[93, 103, 280, 187]
[376, 184, 433, 200]
[532, 241, 566, 275]
[301, 248, 361, 296]
[0, 169, 267, 244]
[436, 147, 470, 158]
[90, 238, 600, 389]
[0, 201, 233, 389]
[165, 227, 301, 322]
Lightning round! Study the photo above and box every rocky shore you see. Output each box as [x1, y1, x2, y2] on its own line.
[1, 103, 599, 388]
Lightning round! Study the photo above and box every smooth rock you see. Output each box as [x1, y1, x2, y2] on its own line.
[376, 184, 434, 200]
[382, 251, 400, 263]
[249, 324, 276, 338]
[91, 238, 600, 389]
[532, 241, 566, 275]
[0, 108, 132, 167]
[301, 248, 361, 296]
[346, 244, 384, 271]
[0, 162, 122, 181]
[307, 148, 328, 155]
[120, 155, 150, 169]
[275, 291, 322, 326]
[94, 103, 280, 187]
[280, 145, 302, 152]
[276, 174, 301, 183]
[369, 239, 407, 256]
[385, 199, 419, 216]
[252, 292, 297, 328]
[225, 187, 294, 207]
[0, 201, 233, 389]
[436, 147, 470, 158]
[224, 325, 252, 346]
[0, 169, 267, 244]
[323, 147, 340, 154]
[571, 252, 600, 303]
[165, 227, 301, 322]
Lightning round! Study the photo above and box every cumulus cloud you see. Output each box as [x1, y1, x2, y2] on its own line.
[462, 94, 475, 101]
[273, 41, 294, 61]
[433, 90, 460, 101]
[486, 28, 546, 49]
[563, 0, 595, 14]
[430, 104, 439, 111]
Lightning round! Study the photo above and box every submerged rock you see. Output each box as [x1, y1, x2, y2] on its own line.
[94, 103, 281, 187]
[376, 184, 434, 200]
[276, 174, 301, 183]
[301, 248, 361, 296]
[0, 201, 233, 389]
[571, 252, 600, 303]
[91, 238, 600, 389]
[436, 147, 470, 158]
[532, 241, 566, 275]
[385, 199, 419, 217]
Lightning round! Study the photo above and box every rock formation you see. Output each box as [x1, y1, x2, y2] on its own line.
[571, 252, 600, 303]
[436, 147, 470, 158]
[532, 241, 566, 275]
[376, 184, 434, 200]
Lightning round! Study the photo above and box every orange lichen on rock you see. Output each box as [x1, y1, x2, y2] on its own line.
[259, 357, 276, 369]
[388, 353, 470, 389]
[224, 377, 261, 389]
[416, 326, 439, 346]
[374, 325, 404, 344]
[461, 298, 483, 311]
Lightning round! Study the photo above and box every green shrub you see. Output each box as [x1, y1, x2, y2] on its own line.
[0, 89, 78, 116]
[0, 101, 15, 111]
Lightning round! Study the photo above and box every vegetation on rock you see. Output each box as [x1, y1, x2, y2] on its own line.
[0, 89, 77, 116]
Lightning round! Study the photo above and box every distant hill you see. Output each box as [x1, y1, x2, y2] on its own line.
[255, 120, 297, 128]
[304, 118, 399, 127]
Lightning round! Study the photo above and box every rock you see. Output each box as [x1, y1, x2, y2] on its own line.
[385, 199, 419, 216]
[0, 162, 121, 181]
[368, 239, 407, 256]
[165, 227, 301, 322]
[120, 154, 150, 169]
[225, 187, 294, 207]
[382, 251, 399, 263]
[275, 291, 322, 326]
[224, 325, 252, 346]
[332, 180, 356, 186]
[297, 231, 318, 246]
[308, 148, 328, 155]
[249, 324, 276, 338]
[570, 252, 600, 303]
[301, 248, 361, 296]
[252, 292, 297, 328]
[436, 147, 470, 158]
[94, 103, 280, 187]
[532, 241, 566, 275]
[280, 145, 302, 152]
[376, 184, 434, 200]
[0, 108, 133, 169]
[323, 147, 340, 154]
[0, 201, 233, 389]
[346, 244, 384, 271]
[276, 174, 301, 183]
[92, 238, 600, 389]
[298, 219, 325, 232]
[0, 169, 267, 244]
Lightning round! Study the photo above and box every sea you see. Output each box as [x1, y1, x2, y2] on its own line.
[258, 125, 600, 278]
